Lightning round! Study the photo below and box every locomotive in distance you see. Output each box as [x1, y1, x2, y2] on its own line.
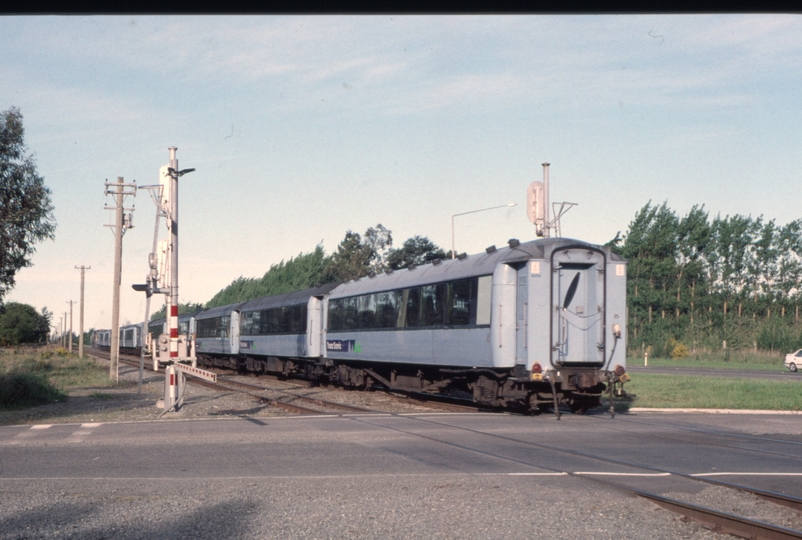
[96, 237, 630, 414]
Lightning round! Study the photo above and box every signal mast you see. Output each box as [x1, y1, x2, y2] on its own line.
[527, 163, 577, 237]
[133, 148, 214, 413]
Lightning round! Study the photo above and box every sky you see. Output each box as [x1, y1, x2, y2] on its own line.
[2, 14, 801, 334]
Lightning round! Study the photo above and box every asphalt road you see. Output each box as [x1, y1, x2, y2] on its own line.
[1, 412, 800, 539]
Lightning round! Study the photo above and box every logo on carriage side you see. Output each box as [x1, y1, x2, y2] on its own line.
[327, 339, 357, 352]
[240, 340, 253, 350]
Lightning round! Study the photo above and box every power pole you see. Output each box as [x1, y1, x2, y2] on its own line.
[75, 266, 90, 358]
[105, 177, 136, 382]
[62, 312, 67, 348]
[57, 317, 62, 347]
[66, 300, 76, 353]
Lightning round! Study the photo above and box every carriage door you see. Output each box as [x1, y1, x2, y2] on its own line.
[229, 311, 241, 355]
[516, 265, 528, 365]
[551, 247, 606, 367]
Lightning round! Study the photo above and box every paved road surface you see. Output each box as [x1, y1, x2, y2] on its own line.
[1, 412, 800, 539]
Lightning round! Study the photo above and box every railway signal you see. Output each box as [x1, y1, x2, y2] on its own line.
[527, 163, 577, 238]
[133, 147, 200, 413]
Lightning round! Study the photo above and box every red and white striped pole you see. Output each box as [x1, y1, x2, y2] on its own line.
[168, 147, 180, 362]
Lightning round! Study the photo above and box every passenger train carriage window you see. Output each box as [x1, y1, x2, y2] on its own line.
[357, 295, 377, 329]
[403, 287, 420, 328]
[376, 291, 399, 328]
[240, 304, 307, 335]
[221, 316, 230, 337]
[421, 284, 445, 326]
[241, 311, 259, 336]
[326, 275, 493, 332]
[342, 297, 358, 329]
[328, 299, 344, 331]
[290, 305, 306, 333]
[197, 316, 231, 338]
[267, 308, 280, 333]
[445, 278, 473, 326]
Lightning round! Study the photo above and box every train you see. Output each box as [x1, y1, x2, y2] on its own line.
[95, 237, 629, 414]
[93, 312, 198, 358]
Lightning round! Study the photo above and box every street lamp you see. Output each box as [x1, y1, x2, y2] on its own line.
[451, 203, 517, 259]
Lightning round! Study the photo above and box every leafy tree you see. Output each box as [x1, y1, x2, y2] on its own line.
[0, 107, 56, 302]
[675, 205, 711, 321]
[328, 224, 392, 282]
[362, 224, 393, 273]
[386, 235, 447, 270]
[619, 199, 802, 355]
[0, 302, 51, 345]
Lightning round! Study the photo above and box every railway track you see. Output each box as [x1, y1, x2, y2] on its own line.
[210, 366, 491, 413]
[386, 413, 802, 540]
[87, 348, 480, 416]
[211, 377, 374, 415]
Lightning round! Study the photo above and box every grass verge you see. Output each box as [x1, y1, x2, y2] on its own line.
[624, 373, 802, 410]
[0, 347, 116, 410]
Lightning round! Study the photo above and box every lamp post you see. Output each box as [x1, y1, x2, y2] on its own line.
[451, 203, 517, 259]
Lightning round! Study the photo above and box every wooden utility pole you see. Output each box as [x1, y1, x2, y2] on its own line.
[104, 177, 136, 382]
[66, 300, 75, 353]
[75, 266, 90, 358]
[62, 312, 67, 348]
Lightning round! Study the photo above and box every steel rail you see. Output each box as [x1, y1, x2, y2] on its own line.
[386, 414, 802, 538]
[634, 489, 802, 540]
[216, 377, 374, 414]
[190, 378, 327, 415]
[383, 391, 490, 413]
[90, 349, 332, 415]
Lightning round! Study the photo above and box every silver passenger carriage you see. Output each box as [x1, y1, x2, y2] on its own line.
[194, 302, 248, 369]
[323, 237, 628, 413]
[237, 283, 340, 374]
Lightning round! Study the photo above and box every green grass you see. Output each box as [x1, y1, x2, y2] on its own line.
[0, 347, 117, 410]
[624, 373, 802, 410]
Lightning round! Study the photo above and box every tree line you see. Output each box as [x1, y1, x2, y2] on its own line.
[201, 225, 446, 310]
[615, 201, 802, 356]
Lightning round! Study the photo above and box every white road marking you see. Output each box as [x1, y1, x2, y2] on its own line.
[67, 423, 102, 442]
[573, 472, 672, 476]
[691, 472, 802, 477]
[507, 472, 569, 476]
